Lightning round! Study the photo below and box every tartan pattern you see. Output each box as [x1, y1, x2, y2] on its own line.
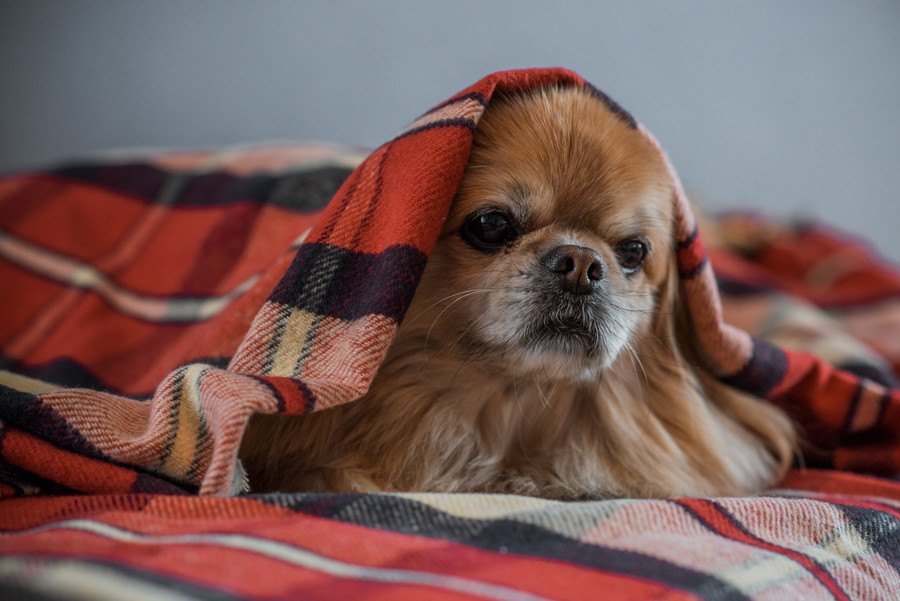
[0, 471, 897, 601]
[1, 68, 897, 497]
[0, 68, 897, 483]
[0, 67, 899, 599]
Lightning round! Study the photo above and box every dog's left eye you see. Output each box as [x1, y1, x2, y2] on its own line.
[616, 239, 648, 273]
[461, 211, 518, 250]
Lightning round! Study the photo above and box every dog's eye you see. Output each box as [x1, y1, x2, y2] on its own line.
[461, 211, 518, 250]
[616, 239, 647, 273]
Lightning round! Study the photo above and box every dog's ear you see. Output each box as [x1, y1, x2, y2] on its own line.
[655, 251, 797, 491]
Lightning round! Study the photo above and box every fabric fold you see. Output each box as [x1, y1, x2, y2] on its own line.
[0, 69, 897, 497]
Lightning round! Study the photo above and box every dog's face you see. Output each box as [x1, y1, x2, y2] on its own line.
[243, 85, 795, 497]
[413, 87, 674, 381]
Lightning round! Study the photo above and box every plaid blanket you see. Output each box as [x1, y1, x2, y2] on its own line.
[1, 68, 898, 599]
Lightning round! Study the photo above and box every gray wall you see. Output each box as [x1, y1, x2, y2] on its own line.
[2, 1, 898, 260]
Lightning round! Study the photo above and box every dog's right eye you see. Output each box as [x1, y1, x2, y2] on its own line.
[461, 211, 518, 250]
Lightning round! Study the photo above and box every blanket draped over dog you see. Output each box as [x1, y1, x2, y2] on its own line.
[1, 69, 898, 600]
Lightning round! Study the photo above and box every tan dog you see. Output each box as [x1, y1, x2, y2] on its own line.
[240, 86, 796, 498]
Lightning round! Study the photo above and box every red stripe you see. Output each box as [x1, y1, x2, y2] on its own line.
[0, 428, 138, 494]
[14, 296, 212, 393]
[676, 235, 707, 277]
[5, 538, 478, 601]
[768, 351, 858, 445]
[8, 264, 283, 394]
[337, 128, 473, 255]
[0, 259, 67, 346]
[834, 442, 900, 476]
[780, 469, 900, 502]
[0, 176, 147, 262]
[0, 505, 698, 601]
[259, 375, 311, 414]
[1, 184, 317, 297]
[115, 204, 316, 296]
[448, 68, 585, 109]
[751, 224, 900, 308]
[0, 495, 278, 530]
[677, 499, 851, 601]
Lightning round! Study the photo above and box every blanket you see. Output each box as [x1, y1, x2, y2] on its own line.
[1, 68, 898, 600]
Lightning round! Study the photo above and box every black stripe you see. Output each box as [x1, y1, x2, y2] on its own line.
[155, 366, 189, 470]
[132, 471, 194, 495]
[874, 390, 893, 428]
[839, 383, 866, 436]
[676, 225, 700, 250]
[716, 275, 778, 297]
[262, 305, 293, 375]
[830, 502, 900, 572]
[0, 385, 105, 460]
[678, 256, 708, 279]
[393, 117, 477, 141]
[833, 362, 897, 389]
[49, 163, 352, 211]
[721, 337, 788, 398]
[185, 409, 212, 485]
[294, 378, 317, 414]
[51, 163, 166, 200]
[256, 493, 750, 601]
[268, 243, 428, 323]
[583, 83, 638, 128]
[0, 579, 70, 601]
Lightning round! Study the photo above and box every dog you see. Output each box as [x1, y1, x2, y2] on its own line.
[240, 86, 796, 498]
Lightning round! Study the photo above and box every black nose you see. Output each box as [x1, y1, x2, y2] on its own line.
[540, 245, 604, 295]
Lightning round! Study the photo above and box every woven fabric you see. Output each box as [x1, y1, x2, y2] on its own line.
[1, 471, 898, 600]
[0, 69, 900, 495]
[1, 67, 899, 599]
[1, 68, 897, 497]
[0, 69, 900, 494]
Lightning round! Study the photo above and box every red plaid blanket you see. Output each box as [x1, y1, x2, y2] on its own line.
[1, 69, 898, 599]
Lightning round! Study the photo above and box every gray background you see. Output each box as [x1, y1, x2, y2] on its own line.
[1, 1, 898, 260]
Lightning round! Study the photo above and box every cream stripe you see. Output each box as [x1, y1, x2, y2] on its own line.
[159, 364, 207, 480]
[269, 308, 318, 376]
[0, 230, 310, 323]
[3, 520, 552, 601]
[78, 144, 366, 175]
[0, 370, 61, 394]
[398, 97, 484, 136]
[0, 558, 196, 601]
[397, 492, 563, 518]
[717, 517, 894, 596]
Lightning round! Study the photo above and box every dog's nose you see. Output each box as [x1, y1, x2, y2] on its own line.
[540, 245, 604, 295]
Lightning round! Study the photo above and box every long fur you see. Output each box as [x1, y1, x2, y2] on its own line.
[240, 87, 796, 498]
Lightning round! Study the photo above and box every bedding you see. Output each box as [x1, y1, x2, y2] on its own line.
[0, 68, 897, 600]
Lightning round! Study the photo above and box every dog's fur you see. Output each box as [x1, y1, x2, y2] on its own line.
[240, 87, 796, 498]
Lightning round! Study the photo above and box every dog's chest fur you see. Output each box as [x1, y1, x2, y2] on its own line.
[243, 336, 780, 499]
